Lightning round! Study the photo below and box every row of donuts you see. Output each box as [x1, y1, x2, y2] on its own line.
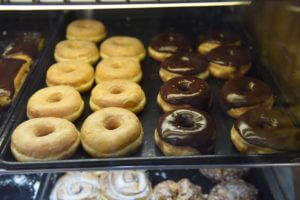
[49, 168, 258, 200]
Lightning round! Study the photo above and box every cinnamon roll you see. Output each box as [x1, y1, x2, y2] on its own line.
[99, 170, 152, 200]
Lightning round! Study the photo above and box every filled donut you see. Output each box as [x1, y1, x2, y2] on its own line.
[155, 108, 215, 156]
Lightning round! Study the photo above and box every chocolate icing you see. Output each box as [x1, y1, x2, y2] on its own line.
[160, 76, 211, 110]
[160, 52, 208, 75]
[157, 108, 215, 153]
[220, 77, 272, 111]
[0, 58, 26, 98]
[234, 109, 298, 151]
[198, 30, 240, 45]
[150, 32, 191, 53]
[207, 45, 251, 67]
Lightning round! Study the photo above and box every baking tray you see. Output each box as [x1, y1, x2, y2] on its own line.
[38, 168, 284, 200]
[0, 8, 300, 172]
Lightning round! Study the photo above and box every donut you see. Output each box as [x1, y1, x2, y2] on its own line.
[66, 19, 106, 43]
[54, 40, 99, 64]
[159, 52, 209, 82]
[27, 86, 84, 122]
[11, 117, 80, 161]
[46, 61, 94, 93]
[80, 107, 143, 157]
[148, 32, 192, 62]
[157, 76, 212, 112]
[231, 108, 298, 154]
[90, 79, 146, 113]
[100, 36, 146, 61]
[50, 172, 101, 200]
[100, 170, 152, 200]
[197, 30, 240, 55]
[220, 77, 273, 118]
[149, 179, 204, 200]
[155, 108, 215, 156]
[95, 57, 142, 84]
[207, 45, 251, 79]
[199, 168, 249, 183]
[207, 179, 258, 200]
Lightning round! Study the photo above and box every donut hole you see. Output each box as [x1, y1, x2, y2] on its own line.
[61, 66, 74, 73]
[175, 113, 194, 128]
[36, 126, 55, 137]
[239, 82, 255, 93]
[177, 80, 192, 92]
[47, 93, 63, 103]
[111, 63, 121, 69]
[104, 117, 121, 130]
[110, 86, 123, 94]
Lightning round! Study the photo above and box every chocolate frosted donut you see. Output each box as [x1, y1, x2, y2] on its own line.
[207, 45, 251, 79]
[157, 76, 212, 112]
[159, 52, 209, 82]
[220, 77, 273, 118]
[155, 108, 215, 156]
[231, 108, 299, 153]
[148, 32, 191, 62]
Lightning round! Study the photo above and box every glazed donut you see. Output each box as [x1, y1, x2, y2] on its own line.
[207, 45, 251, 79]
[80, 107, 143, 157]
[155, 108, 215, 156]
[231, 108, 298, 154]
[100, 170, 152, 200]
[95, 57, 142, 84]
[100, 36, 146, 61]
[199, 168, 249, 183]
[66, 19, 107, 43]
[159, 52, 209, 82]
[148, 32, 192, 62]
[157, 76, 212, 112]
[90, 79, 146, 113]
[207, 179, 258, 200]
[197, 30, 240, 55]
[220, 77, 273, 118]
[46, 61, 94, 93]
[54, 40, 99, 64]
[50, 172, 101, 200]
[27, 86, 84, 122]
[11, 117, 80, 161]
[149, 179, 204, 200]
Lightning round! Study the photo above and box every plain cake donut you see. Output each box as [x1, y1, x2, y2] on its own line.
[46, 61, 94, 93]
[11, 117, 80, 161]
[90, 79, 146, 113]
[80, 107, 143, 158]
[27, 86, 84, 122]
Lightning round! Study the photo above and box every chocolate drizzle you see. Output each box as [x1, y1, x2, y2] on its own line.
[0, 58, 26, 98]
[157, 108, 215, 153]
[207, 45, 251, 67]
[234, 109, 298, 151]
[198, 30, 240, 45]
[160, 76, 211, 110]
[150, 32, 191, 53]
[220, 77, 273, 111]
[160, 52, 208, 75]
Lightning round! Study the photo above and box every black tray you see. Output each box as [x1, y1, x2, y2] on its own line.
[38, 168, 284, 200]
[0, 9, 300, 172]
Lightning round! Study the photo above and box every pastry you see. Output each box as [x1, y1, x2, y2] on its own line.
[11, 117, 80, 161]
[46, 61, 94, 93]
[219, 77, 273, 118]
[199, 168, 249, 182]
[27, 86, 84, 122]
[54, 40, 99, 64]
[80, 107, 143, 157]
[95, 57, 142, 83]
[90, 79, 146, 113]
[66, 19, 106, 43]
[155, 108, 215, 156]
[207, 45, 251, 79]
[100, 36, 146, 61]
[148, 32, 191, 62]
[157, 76, 212, 112]
[159, 52, 209, 82]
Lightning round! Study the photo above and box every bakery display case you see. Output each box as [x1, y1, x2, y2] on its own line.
[0, 0, 299, 199]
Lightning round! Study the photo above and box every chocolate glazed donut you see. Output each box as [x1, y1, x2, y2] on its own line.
[220, 77, 273, 118]
[231, 108, 299, 154]
[157, 76, 212, 112]
[155, 108, 215, 156]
